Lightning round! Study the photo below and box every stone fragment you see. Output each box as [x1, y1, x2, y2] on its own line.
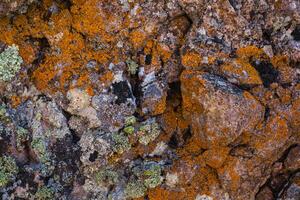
[255, 186, 274, 200]
[220, 59, 262, 86]
[281, 173, 300, 200]
[165, 172, 178, 188]
[284, 146, 300, 171]
[181, 70, 264, 148]
[203, 147, 229, 169]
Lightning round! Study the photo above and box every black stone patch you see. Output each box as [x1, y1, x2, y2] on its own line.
[145, 54, 152, 65]
[228, 0, 237, 10]
[264, 106, 270, 121]
[168, 132, 179, 149]
[203, 73, 243, 95]
[112, 81, 133, 104]
[251, 61, 279, 87]
[291, 25, 300, 41]
[89, 151, 98, 162]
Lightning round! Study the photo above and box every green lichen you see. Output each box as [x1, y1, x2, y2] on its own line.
[16, 127, 29, 150]
[126, 59, 138, 75]
[34, 186, 55, 200]
[138, 120, 160, 145]
[0, 156, 18, 187]
[125, 180, 146, 199]
[125, 116, 136, 126]
[112, 132, 131, 154]
[0, 104, 11, 124]
[31, 138, 50, 163]
[0, 44, 23, 82]
[143, 162, 163, 188]
[123, 126, 135, 135]
[95, 168, 119, 186]
[31, 138, 53, 176]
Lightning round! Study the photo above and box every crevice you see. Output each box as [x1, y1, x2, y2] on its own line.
[168, 131, 180, 149]
[255, 144, 300, 199]
[250, 60, 279, 88]
[264, 106, 270, 121]
[291, 25, 300, 41]
[27, 37, 50, 76]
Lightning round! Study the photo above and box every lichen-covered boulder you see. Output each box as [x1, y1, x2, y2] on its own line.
[181, 70, 264, 148]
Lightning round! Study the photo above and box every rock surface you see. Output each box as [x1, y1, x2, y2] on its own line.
[0, 0, 299, 200]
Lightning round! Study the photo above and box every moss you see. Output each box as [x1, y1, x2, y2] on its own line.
[95, 168, 119, 186]
[34, 186, 55, 200]
[0, 44, 23, 81]
[0, 156, 18, 187]
[126, 59, 139, 75]
[138, 120, 160, 145]
[111, 132, 131, 154]
[143, 162, 163, 189]
[125, 180, 147, 199]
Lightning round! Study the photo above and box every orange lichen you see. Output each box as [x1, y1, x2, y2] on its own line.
[151, 96, 167, 115]
[130, 30, 147, 50]
[203, 147, 230, 169]
[271, 55, 289, 69]
[181, 52, 202, 68]
[291, 98, 300, 130]
[156, 43, 172, 62]
[180, 70, 205, 115]
[220, 58, 262, 85]
[218, 158, 241, 192]
[99, 71, 114, 87]
[18, 43, 35, 64]
[10, 96, 22, 108]
[236, 45, 266, 61]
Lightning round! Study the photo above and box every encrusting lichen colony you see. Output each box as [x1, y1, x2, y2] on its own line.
[0, 0, 300, 199]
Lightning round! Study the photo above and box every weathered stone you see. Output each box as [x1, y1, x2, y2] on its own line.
[181, 70, 264, 148]
[284, 146, 300, 171]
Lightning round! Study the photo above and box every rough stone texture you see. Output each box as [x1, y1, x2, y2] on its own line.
[181, 70, 264, 148]
[0, 0, 36, 16]
[0, 0, 299, 200]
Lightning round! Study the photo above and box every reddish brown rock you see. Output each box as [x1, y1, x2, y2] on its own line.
[284, 146, 300, 171]
[281, 173, 300, 200]
[203, 147, 229, 169]
[220, 59, 263, 86]
[256, 186, 274, 200]
[181, 70, 264, 148]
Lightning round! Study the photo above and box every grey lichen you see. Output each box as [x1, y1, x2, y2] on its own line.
[34, 186, 55, 200]
[0, 44, 23, 82]
[143, 162, 163, 189]
[0, 156, 18, 187]
[125, 180, 146, 199]
[112, 132, 131, 154]
[31, 137, 54, 176]
[31, 138, 49, 163]
[95, 167, 119, 186]
[138, 119, 160, 145]
[126, 59, 138, 75]
[0, 104, 11, 124]
[16, 127, 29, 150]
